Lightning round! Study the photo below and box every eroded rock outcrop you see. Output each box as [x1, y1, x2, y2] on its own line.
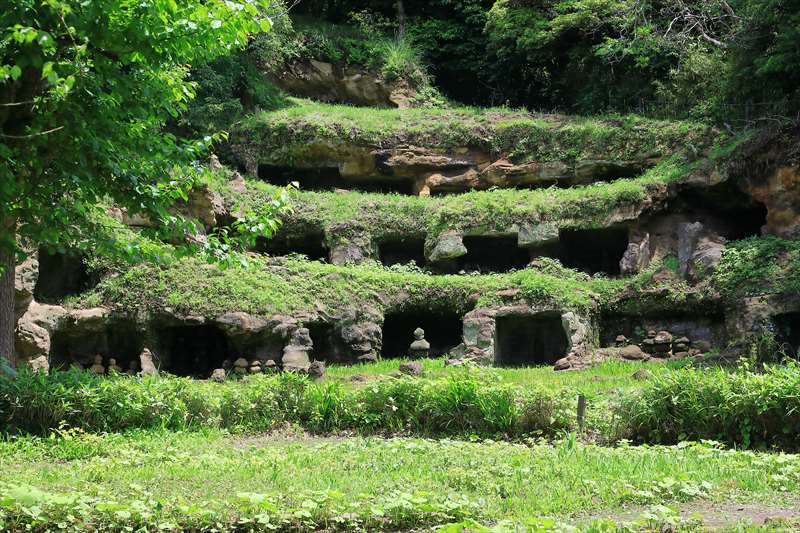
[237, 141, 657, 196]
[268, 60, 418, 108]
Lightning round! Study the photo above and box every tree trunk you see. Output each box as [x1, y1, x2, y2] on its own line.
[396, 0, 406, 39]
[0, 217, 17, 370]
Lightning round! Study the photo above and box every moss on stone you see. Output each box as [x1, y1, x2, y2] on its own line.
[232, 99, 725, 166]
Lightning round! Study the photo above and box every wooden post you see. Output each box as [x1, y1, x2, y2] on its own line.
[577, 394, 587, 433]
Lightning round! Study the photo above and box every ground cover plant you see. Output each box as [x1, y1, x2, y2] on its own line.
[2, 429, 800, 531]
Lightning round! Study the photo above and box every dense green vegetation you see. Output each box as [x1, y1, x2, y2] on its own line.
[5, 360, 800, 450]
[289, 0, 800, 120]
[621, 362, 800, 449]
[0, 0, 289, 369]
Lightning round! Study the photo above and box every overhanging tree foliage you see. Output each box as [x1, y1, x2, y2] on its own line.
[0, 0, 282, 369]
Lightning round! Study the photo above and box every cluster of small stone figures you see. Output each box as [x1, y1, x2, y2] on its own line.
[211, 357, 326, 381]
[614, 330, 710, 358]
[87, 354, 139, 375]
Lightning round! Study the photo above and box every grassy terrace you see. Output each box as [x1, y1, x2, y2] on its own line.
[230, 99, 723, 164]
[217, 159, 681, 242]
[76, 233, 800, 321]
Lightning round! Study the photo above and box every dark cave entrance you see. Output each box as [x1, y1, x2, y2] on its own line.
[157, 325, 230, 378]
[34, 248, 96, 303]
[308, 322, 351, 363]
[494, 313, 568, 366]
[378, 236, 427, 267]
[381, 308, 464, 358]
[257, 165, 415, 195]
[774, 312, 800, 358]
[558, 227, 629, 275]
[456, 235, 531, 273]
[257, 229, 329, 261]
[678, 182, 768, 240]
[49, 321, 143, 371]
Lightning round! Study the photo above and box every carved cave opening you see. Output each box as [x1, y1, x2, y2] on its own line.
[156, 325, 231, 378]
[34, 248, 96, 304]
[381, 308, 464, 359]
[774, 312, 800, 357]
[307, 322, 351, 363]
[456, 235, 531, 273]
[494, 313, 568, 366]
[678, 182, 768, 240]
[257, 230, 329, 262]
[378, 236, 427, 267]
[49, 321, 143, 371]
[258, 165, 415, 195]
[558, 227, 629, 275]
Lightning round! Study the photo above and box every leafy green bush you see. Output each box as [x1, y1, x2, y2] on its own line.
[617, 362, 800, 448]
[0, 482, 479, 532]
[0, 368, 570, 437]
[713, 236, 800, 297]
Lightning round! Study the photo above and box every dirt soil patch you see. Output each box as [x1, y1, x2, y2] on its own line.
[588, 500, 800, 530]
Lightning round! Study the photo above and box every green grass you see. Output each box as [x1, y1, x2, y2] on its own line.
[1, 430, 799, 531]
[326, 358, 690, 396]
[231, 98, 723, 168]
[84, 251, 627, 317]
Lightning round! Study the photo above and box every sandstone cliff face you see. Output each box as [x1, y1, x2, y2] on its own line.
[238, 140, 656, 196]
[268, 60, 418, 108]
[729, 126, 800, 239]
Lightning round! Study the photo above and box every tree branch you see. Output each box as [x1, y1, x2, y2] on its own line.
[0, 126, 63, 139]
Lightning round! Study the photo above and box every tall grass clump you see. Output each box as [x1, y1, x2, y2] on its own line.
[617, 361, 800, 449]
[0, 368, 570, 438]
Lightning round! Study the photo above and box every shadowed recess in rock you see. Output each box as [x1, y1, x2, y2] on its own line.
[307, 322, 352, 363]
[256, 230, 329, 261]
[558, 227, 629, 275]
[494, 313, 568, 366]
[677, 182, 768, 240]
[257, 165, 415, 195]
[155, 325, 231, 378]
[378, 236, 427, 267]
[381, 309, 464, 358]
[33, 248, 96, 304]
[456, 235, 531, 273]
[773, 312, 800, 357]
[599, 312, 726, 348]
[49, 320, 143, 371]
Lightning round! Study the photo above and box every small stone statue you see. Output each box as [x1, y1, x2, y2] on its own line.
[127, 360, 139, 375]
[249, 358, 262, 374]
[233, 357, 248, 375]
[107, 358, 122, 374]
[308, 360, 326, 380]
[89, 354, 105, 375]
[282, 327, 312, 372]
[210, 368, 226, 382]
[409, 327, 430, 359]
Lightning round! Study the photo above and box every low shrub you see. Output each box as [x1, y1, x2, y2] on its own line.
[616, 361, 800, 448]
[0, 368, 570, 438]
